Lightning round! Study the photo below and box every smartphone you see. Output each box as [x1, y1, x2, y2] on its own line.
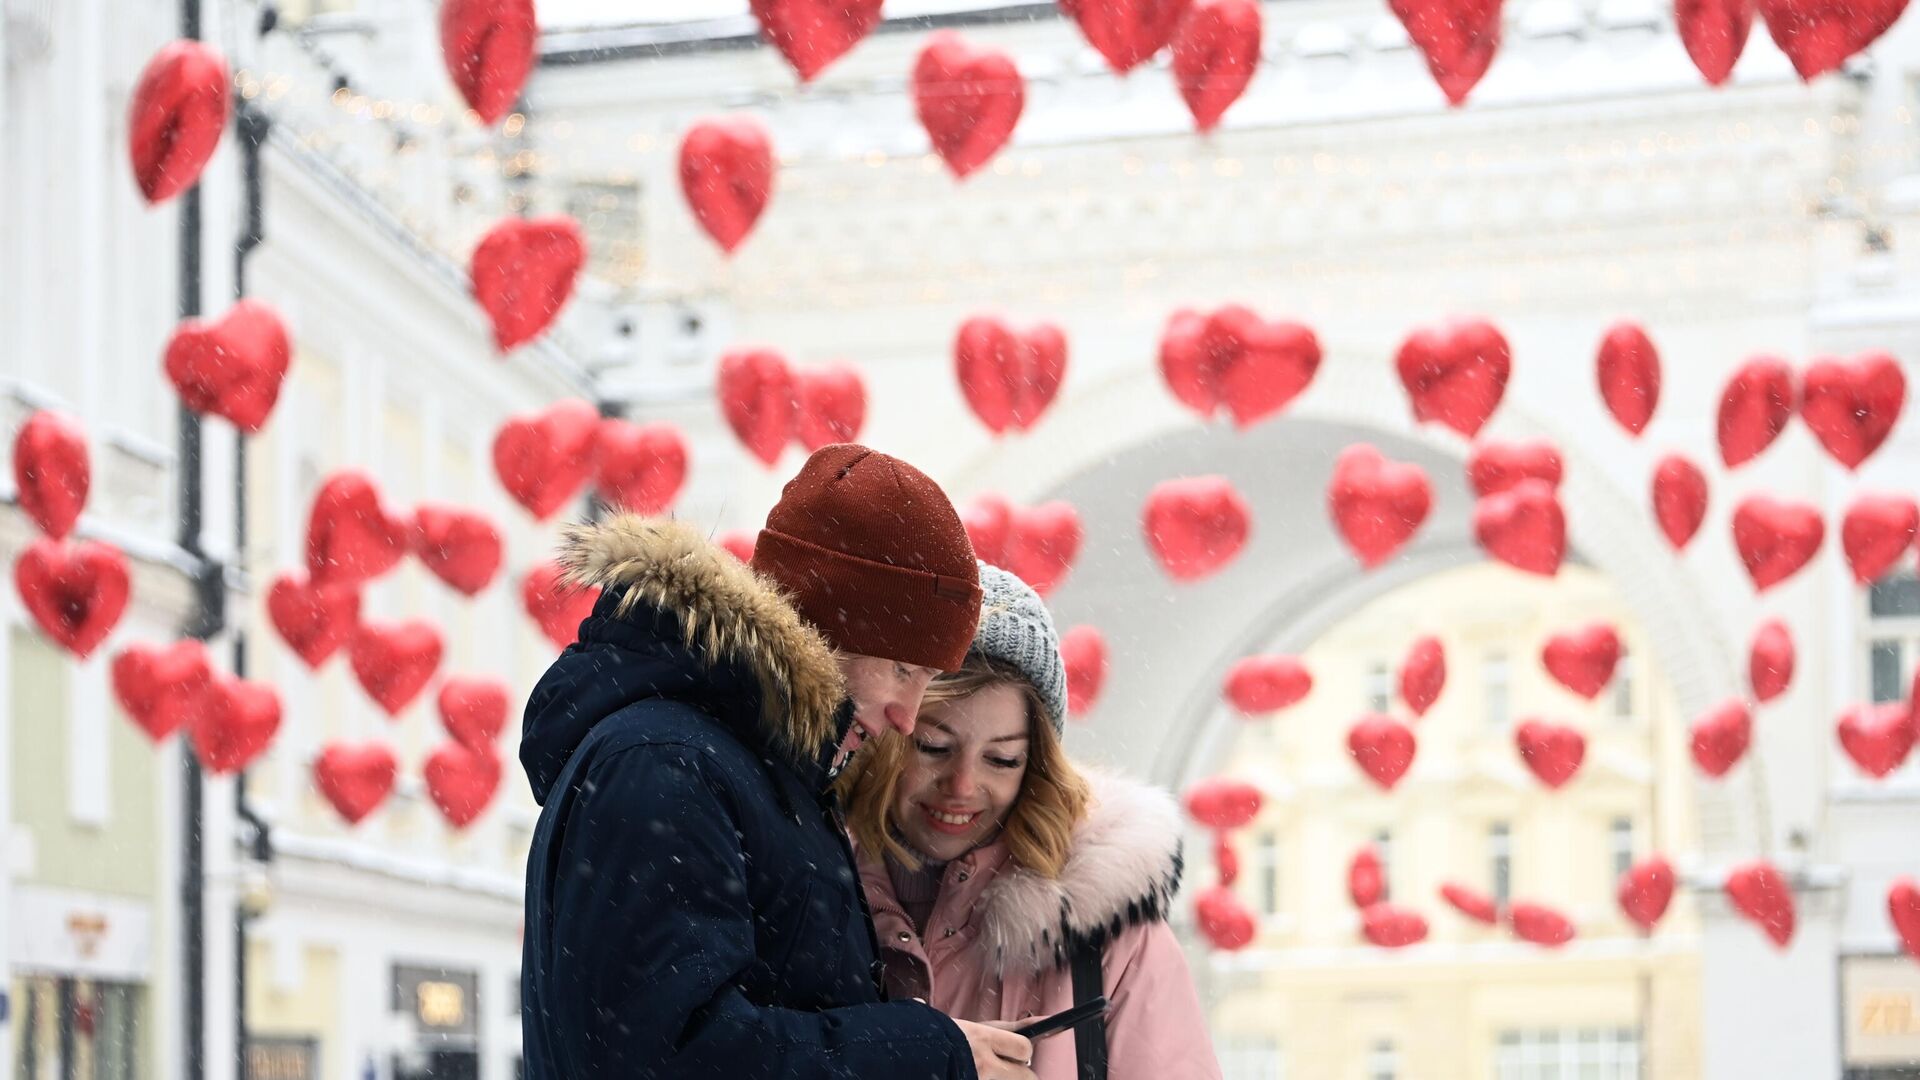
[1011, 996, 1109, 1041]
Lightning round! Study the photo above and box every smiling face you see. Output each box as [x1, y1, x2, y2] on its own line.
[834, 653, 940, 759]
[889, 682, 1033, 862]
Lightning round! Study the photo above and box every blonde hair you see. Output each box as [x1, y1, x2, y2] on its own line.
[837, 654, 1092, 878]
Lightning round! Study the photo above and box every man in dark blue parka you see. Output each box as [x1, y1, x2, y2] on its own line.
[519, 444, 1036, 1079]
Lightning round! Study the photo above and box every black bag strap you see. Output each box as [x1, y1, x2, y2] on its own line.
[1070, 942, 1108, 1080]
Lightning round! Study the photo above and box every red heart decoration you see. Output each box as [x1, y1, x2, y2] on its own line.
[1388, 0, 1503, 104]
[1541, 622, 1621, 699]
[1142, 475, 1252, 581]
[1691, 698, 1753, 777]
[424, 742, 504, 829]
[1348, 847, 1385, 908]
[1733, 495, 1824, 591]
[1171, 0, 1262, 132]
[111, 640, 212, 741]
[1328, 444, 1432, 569]
[438, 0, 537, 125]
[128, 41, 230, 205]
[266, 572, 361, 669]
[15, 538, 130, 658]
[1212, 833, 1240, 887]
[164, 299, 293, 433]
[413, 505, 503, 597]
[13, 411, 90, 540]
[1841, 493, 1917, 583]
[1755, 0, 1909, 79]
[1467, 438, 1563, 498]
[1159, 306, 1322, 428]
[1396, 319, 1511, 437]
[1726, 861, 1796, 947]
[1059, 0, 1194, 72]
[1749, 619, 1795, 703]
[1596, 321, 1662, 435]
[306, 471, 409, 586]
[1361, 903, 1429, 948]
[718, 348, 798, 466]
[718, 532, 757, 564]
[470, 217, 585, 352]
[523, 560, 601, 651]
[189, 676, 282, 776]
[313, 742, 398, 825]
[1399, 635, 1446, 717]
[1003, 501, 1083, 597]
[912, 33, 1024, 179]
[1890, 878, 1920, 961]
[955, 317, 1069, 435]
[438, 676, 511, 752]
[348, 619, 445, 717]
[595, 419, 689, 516]
[493, 399, 600, 520]
[1677, 0, 1755, 84]
[1515, 718, 1587, 788]
[680, 117, 776, 253]
[793, 365, 868, 451]
[1801, 352, 1906, 469]
[1618, 856, 1677, 931]
[1651, 454, 1709, 551]
[1061, 625, 1108, 718]
[1474, 480, 1566, 576]
[750, 0, 883, 80]
[1441, 882, 1500, 924]
[1837, 702, 1917, 778]
[1183, 777, 1263, 830]
[1718, 356, 1797, 467]
[962, 495, 1014, 565]
[1224, 655, 1313, 715]
[1509, 901, 1576, 947]
[1348, 713, 1417, 789]
[1195, 885, 1256, 950]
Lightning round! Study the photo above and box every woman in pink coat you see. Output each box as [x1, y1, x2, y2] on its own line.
[838, 563, 1222, 1080]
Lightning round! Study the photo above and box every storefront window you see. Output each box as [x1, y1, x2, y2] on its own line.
[12, 977, 142, 1080]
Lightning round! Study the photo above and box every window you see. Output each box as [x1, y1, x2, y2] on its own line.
[1483, 654, 1510, 730]
[1488, 822, 1511, 904]
[1372, 829, 1393, 902]
[1255, 831, 1282, 917]
[1610, 650, 1634, 721]
[1609, 818, 1634, 881]
[1494, 1028, 1642, 1079]
[1858, 571, 1920, 784]
[1366, 661, 1392, 713]
[1366, 1039, 1398, 1080]
[1871, 639, 1904, 703]
[1868, 572, 1920, 617]
[1219, 1037, 1285, 1080]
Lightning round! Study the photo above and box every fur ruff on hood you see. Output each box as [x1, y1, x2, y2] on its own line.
[979, 770, 1185, 974]
[556, 515, 846, 764]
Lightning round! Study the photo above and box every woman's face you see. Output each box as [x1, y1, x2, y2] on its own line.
[890, 682, 1032, 863]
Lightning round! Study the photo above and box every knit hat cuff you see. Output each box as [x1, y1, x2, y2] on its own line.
[753, 527, 983, 671]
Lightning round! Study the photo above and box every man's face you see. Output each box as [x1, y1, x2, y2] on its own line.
[834, 653, 940, 757]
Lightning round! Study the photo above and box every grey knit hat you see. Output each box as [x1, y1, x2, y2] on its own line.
[970, 561, 1069, 735]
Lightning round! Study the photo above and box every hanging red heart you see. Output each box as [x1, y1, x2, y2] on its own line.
[189, 676, 282, 776]
[348, 619, 445, 717]
[1718, 356, 1797, 467]
[1800, 352, 1905, 470]
[15, 538, 130, 658]
[718, 348, 798, 467]
[306, 471, 408, 586]
[1467, 438, 1563, 498]
[1890, 878, 1920, 961]
[164, 299, 293, 433]
[438, 0, 537, 125]
[1003, 501, 1083, 597]
[955, 317, 1069, 435]
[1388, 0, 1504, 104]
[793, 365, 868, 451]
[1171, 0, 1262, 132]
[1754, 0, 1909, 80]
[1474, 480, 1566, 576]
[719, 532, 757, 564]
[312, 742, 398, 825]
[1159, 306, 1321, 428]
[1541, 622, 1621, 699]
[1691, 698, 1753, 777]
[1841, 493, 1917, 583]
[13, 411, 90, 540]
[1515, 719, 1586, 788]
[1618, 856, 1676, 931]
[1223, 655, 1313, 715]
[912, 32, 1024, 179]
[1596, 321, 1661, 435]
[523, 560, 601, 650]
[1732, 495, 1824, 591]
[493, 399, 600, 520]
[1361, 903, 1429, 948]
[1212, 833, 1240, 887]
[111, 640, 212, 741]
[1183, 776, 1263, 829]
[1726, 860, 1796, 947]
[1749, 618, 1795, 703]
[470, 217, 585, 352]
[413, 505, 503, 597]
[1836, 702, 1917, 778]
[1348, 847, 1385, 908]
[1328, 444, 1432, 568]
[1396, 319, 1511, 437]
[1441, 882, 1500, 924]
[1677, 0, 1755, 84]
[128, 40, 230, 205]
[1348, 713, 1417, 789]
[1651, 454, 1709, 551]
[1195, 885, 1257, 950]
[1059, 0, 1194, 72]
[1399, 635, 1446, 717]
[680, 117, 776, 253]
[1061, 625, 1108, 718]
[1143, 475, 1252, 581]
[424, 742, 504, 829]
[750, 0, 883, 80]
[266, 572, 361, 668]
[595, 419, 689, 516]
[1509, 901, 1576, 947]
[438, 676, 511, 752]
[962, 495, 1014, 566]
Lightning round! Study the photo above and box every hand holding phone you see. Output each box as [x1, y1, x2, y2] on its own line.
[1011, 996, 1108, 1042]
